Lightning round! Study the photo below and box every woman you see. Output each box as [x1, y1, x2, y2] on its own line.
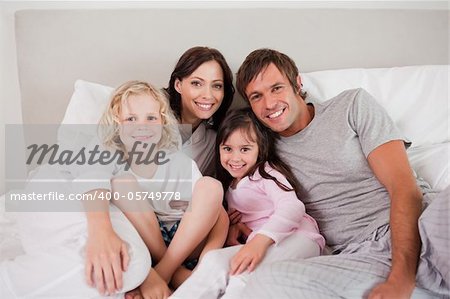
[165, 46, 235, 177]
[123, 48, 234, 298]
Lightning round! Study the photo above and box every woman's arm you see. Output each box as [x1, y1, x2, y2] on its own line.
[83, 189, 130, 296]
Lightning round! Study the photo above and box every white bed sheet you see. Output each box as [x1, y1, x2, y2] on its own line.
[0, 195, 23, 262]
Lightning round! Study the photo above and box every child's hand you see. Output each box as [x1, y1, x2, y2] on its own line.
[229, 234, 274, 275]
[227, 208, 242, 225]
[85, 227, 129, 296]
[138, 268, 172, 299]
[226, 222, 252, 246]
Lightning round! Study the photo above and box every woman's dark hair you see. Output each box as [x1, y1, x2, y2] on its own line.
[165, 46, 235, 130]
[215, 107, 301, 195]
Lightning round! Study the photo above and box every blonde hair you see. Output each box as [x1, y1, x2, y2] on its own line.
[99, 80, 180, 157]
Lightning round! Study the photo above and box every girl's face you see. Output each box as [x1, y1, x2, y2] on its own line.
[119, 93, 163, 152]
[220, 127, 259, 184]
[175, 60, 224, 126]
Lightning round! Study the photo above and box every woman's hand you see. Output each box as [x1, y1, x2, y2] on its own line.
[226, 222, 252, 246]
[85, 225, 130, 296]
[227, 208, 242, 225]
[229, 234, 274, 275]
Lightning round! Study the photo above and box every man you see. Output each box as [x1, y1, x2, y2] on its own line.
[230, 48, 449, 298]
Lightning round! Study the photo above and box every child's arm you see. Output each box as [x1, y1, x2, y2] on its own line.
[110, 173, 167, 262]
[228, 169, 307, 276]
[255, 170, 306, 244]
[229, 234, 274, 275]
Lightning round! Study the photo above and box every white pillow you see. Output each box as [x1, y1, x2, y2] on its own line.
[61, 80, 114, 125]
[302, 65, 449, 191]
[60, 66, 449, 191]
[407, 142, 449, 192]
[57, 80, 114, 148]
[302, 65, 449, 148]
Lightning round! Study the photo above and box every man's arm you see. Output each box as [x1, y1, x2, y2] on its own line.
[367, 140, 422, 299]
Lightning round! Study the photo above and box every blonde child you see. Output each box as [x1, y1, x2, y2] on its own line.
[171, 108, 325, 299]
[0, 81, 228, 299]
[89, 80, 228, 298]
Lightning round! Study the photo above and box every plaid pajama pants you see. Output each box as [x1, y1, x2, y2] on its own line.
[158, 220, 198, 270]
[242, 187, 450, 299]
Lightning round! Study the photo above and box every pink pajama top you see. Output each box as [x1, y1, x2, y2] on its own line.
[226, 164, 325, 250]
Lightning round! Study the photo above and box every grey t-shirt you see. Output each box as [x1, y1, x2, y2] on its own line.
[277, 88, 410, 251]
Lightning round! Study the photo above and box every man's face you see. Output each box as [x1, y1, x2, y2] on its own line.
[245, 63, 305, 136]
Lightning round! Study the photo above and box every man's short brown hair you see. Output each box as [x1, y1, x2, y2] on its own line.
[236, 48, 305, 102]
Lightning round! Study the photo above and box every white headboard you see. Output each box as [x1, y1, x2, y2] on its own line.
[14, 7, 449, 125]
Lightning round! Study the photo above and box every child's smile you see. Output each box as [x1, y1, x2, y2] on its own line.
[220, 128, 259, 186]
[119, 93, 163, 152]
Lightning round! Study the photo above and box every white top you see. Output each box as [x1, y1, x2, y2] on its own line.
[125, 151, 202, 226]
[70, 141, 202, 227]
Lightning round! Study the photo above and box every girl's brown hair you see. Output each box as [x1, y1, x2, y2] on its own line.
[215, 107, 301, 194]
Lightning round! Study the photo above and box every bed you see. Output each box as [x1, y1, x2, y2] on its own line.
[1, 4, 449, 298]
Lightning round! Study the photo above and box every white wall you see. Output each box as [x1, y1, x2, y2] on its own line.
[0, 0, 448, 195]
[0, 7, 5, 196]
[1, 3, 23, 195]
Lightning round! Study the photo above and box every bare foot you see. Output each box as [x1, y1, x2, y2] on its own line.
[125, 287, 142, 299]
[139, 268, 172, 299]
[170, 266, 192, 289]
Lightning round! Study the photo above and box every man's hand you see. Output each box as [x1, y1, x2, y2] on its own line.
[368, 278, 414, 299]
[85, 227, 129, 296]
[230, 234, 274, 275]
[228, 208, 242, 225]
[226, 222, 252, 246]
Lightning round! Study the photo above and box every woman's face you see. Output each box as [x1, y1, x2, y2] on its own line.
[175, 60, 225, 126]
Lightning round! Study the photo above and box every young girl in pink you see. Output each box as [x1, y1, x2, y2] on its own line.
[171, 108, 325, 299]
